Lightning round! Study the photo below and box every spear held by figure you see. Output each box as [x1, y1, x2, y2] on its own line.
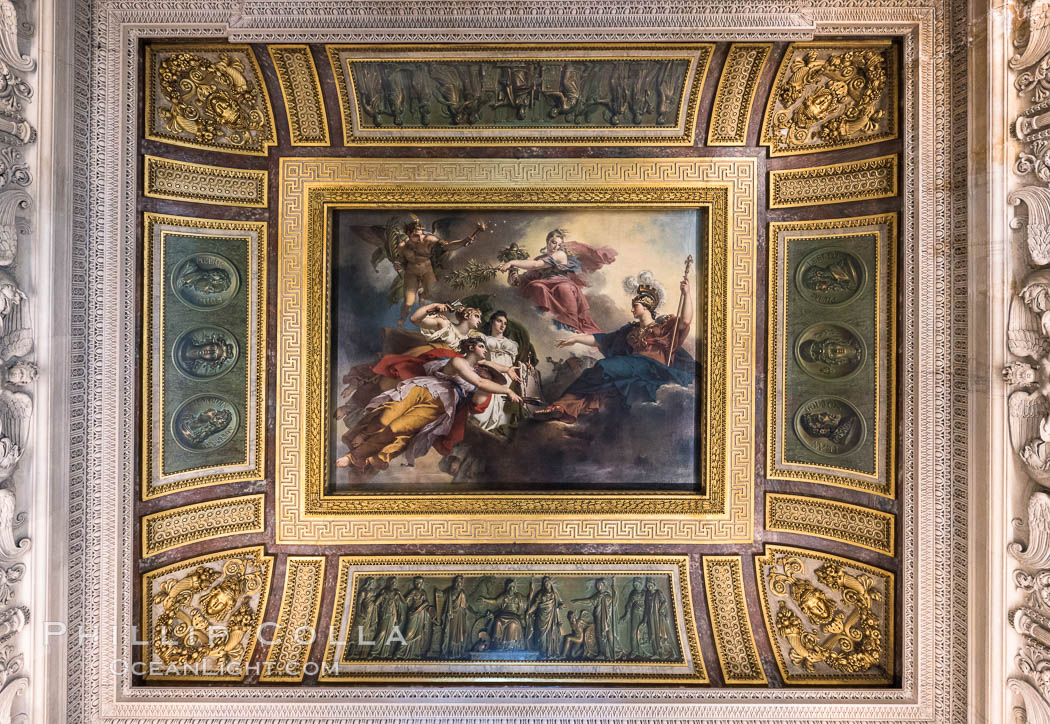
[666, 255, 693, 367]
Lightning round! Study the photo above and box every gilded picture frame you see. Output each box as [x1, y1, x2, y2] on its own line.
[275, 157, 757, 544]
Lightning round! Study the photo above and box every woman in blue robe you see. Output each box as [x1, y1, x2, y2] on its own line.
[535, 277, 695, 422]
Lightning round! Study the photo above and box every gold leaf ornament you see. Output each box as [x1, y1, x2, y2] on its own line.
[157, 53, 269, 149]
[767, 555, 883, 675]
[149, 554, 269, 674]
[770, 47, 890, 152]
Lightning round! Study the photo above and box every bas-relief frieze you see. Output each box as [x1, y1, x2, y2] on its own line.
[320, 558, 703, 684]
[326, 44, 713, 145]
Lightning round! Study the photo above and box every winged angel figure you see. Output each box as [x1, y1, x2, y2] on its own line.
[346, 215, 487, 326]
[0, 387, 30, 484]
[1005, 268, 1050, 482]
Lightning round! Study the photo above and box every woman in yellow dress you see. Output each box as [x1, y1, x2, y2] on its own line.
[335, 337, 522, 472]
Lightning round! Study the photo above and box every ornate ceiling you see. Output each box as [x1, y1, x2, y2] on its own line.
[8, 0, 984, 721]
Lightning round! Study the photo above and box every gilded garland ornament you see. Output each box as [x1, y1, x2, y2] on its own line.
[761, 43, 898, 156]
[146, 45, 276, 154]
[767, 554, 885, 677]
[144, 548, 274, 680]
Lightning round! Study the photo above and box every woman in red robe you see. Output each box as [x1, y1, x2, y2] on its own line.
[497, 229, 616, 334]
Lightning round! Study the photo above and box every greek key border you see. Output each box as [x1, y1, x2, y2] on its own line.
[274, 157, 755, 544]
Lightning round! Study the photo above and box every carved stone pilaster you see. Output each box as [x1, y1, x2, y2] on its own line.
[0, 0, 37, 722]
[1011, 494, 1050, 718]
[1005, 0, 1050, 719]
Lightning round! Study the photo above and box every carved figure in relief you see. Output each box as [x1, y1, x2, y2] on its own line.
[477, 578, 529, 650]
[353, 63, 433, 128]
[175, 407, 233, 448]
[799, 410, 857, 446]
[1002, 268, 1050, 479]
[348, 577, 378, 657]
[526, 576, 564, 658]
[798, 332, 862, 373]
[799, 252, 862, 298]
[620, 577, 647, 658]
[396, 576, 437, 659]
[1, 360, 34, 386]
[0, 388, 29, 483]
[174, 329, 237, 379]
[440, 575, 470, 659]
[641, 577, 673, 659]
[492, 63, 541, 120]
[176, 259, 233, 297]
[429, 63, 484, 125]
[0, 269, 28, 361]
[370, 577, 407, 659]
[571, 577, 615, 659]
[560, 609, 598, 659]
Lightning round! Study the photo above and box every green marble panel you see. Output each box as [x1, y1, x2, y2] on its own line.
[161, 232, 249, 475]
[782, 233, 878, 475]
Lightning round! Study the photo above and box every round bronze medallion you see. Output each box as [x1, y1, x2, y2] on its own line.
[792, 396, 866, 457]
[171, 394, 239, 452]
[171, 326, 240, 380]
[170, 253, 240, 310]
[793, 322, 866, 381]
[795, 247, 866, 307]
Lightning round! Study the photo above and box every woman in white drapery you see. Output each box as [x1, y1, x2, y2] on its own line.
[474, 310, 519, 432]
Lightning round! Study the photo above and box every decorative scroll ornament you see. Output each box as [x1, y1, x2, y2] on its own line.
[0, 492, 25, 563]
[143, 547, 274, 680]
[0, 0, 32, 719]
[0, 1, 32, 74]
[768, 555, 883, 674]
[1002, 267, 1050, 480]
[146, 45, 276, 154]
[761, 43, 897, 156]
[159, 54, 267, 148]
[0, 270, 28, 364]
[0, 190, 31, 267]
[1011, 494, 1050, 569]
[755, 546, 892, 684]
[1008, 0, 1050, 712]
